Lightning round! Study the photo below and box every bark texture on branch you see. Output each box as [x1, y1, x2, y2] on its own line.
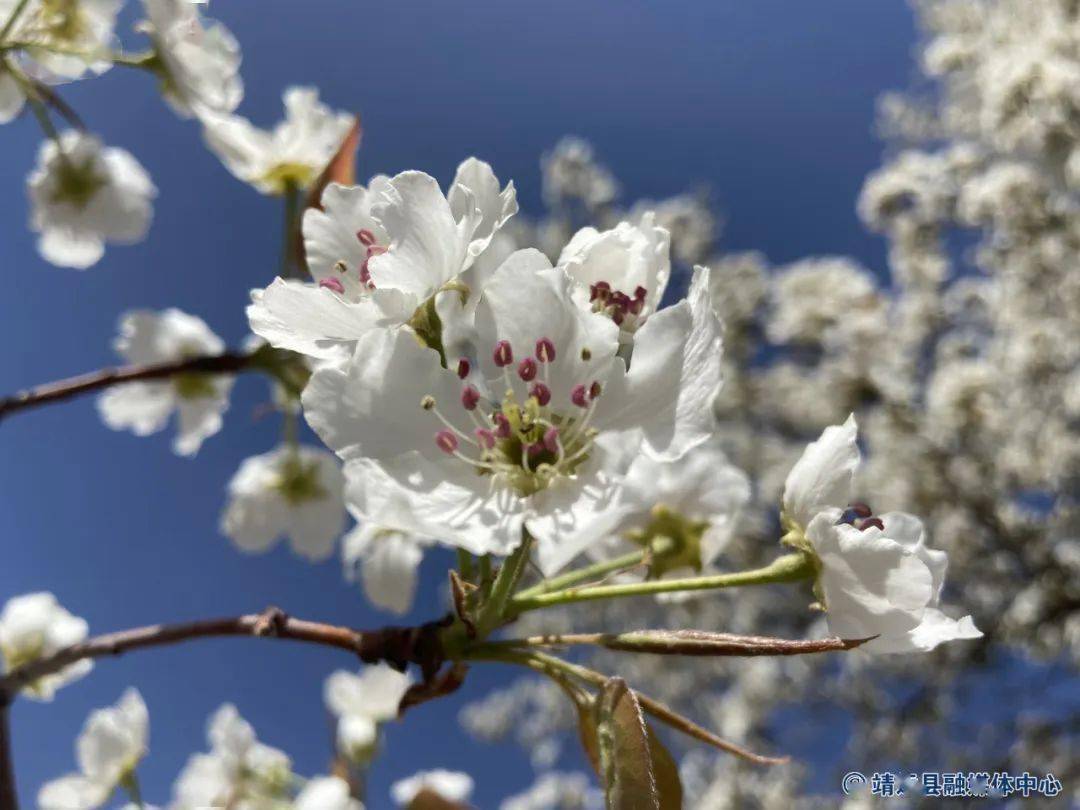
[0, 351, 256, 422]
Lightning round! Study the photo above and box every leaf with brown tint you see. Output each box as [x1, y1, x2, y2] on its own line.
[596, 629, 873, 657]
[294, 115, 363, 271]
[596, 677, 660, 810]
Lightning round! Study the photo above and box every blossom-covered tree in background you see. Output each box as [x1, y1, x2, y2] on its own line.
[0, 0, 1071, 808]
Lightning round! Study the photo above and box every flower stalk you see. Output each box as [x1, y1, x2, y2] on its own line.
[509, 552, 815, 614]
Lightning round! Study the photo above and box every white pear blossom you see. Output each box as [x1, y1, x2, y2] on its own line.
[500, 772, 603, 810]
[391, 770, 474, 807]
[38, 689, 149, 810]
[302, 251, 722, 574]
[97, 309, 232, 456]
[0, 0, 120, 86]
[557, 213, 671, 342]
[342, 524, 430, 615]
[138, 0, 242, 117]
[201, 86, 352, 194]
[542, 136, 617, 210]
[296, 776, 363, 810]
[588, 437, 751, 579]
[27, 131, 156, 268]
[324, 663, 412, 762]
[171, 704, 293, 810]
[0, 592, 91, 700]
[0, 66, 26, 124]
[220, 444, 346, 562]
[249, 160, 515, 360]
[783, 416, 982, 653]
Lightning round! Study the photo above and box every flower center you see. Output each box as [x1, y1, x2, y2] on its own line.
[260, 162, 317, 194]
[837, 502, 885, 532]
[589, 281, 648, 330]
[38, 0, 87, 43]
[272, 455, 327, 505]
[49, 156, 105, 210]
[625, 504, 710, 577]
[423, 337, 602, 497]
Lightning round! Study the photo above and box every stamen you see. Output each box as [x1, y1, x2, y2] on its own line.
[518, 358, 537, 382]
[475, 428, 496, 450]
[493, 412, 512, 438]
[319, 277, 345, 294]
[859, 517, 885, 532]
[367, 245, 387, 257]
[634, 285, 647, 300]
[589, 381, 602, 400]
[536, 338, 556, 363]
[356, 229, 376, 246]
[435, 430, 459, 454]
[461, 385, 480, 411]
[571, 384, 589, 408]
[849, 502, 873, 518]
[543, 426, 560, 453]
[493, 340, 514, 367]
[529, 382, 551, 407]
[334, 260, 349, 274]
[457, 358, 471, 379]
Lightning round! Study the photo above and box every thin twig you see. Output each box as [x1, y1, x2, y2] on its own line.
[0, 351, 257, 422]
[0, 703, 16, 810]
[0, 607, 381, 701]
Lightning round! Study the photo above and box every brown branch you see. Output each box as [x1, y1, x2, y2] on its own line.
[0, 606, 442, 703]
[0, 351, 257, 422]
[0, 703, 16, 810]
[0, 606, 457, 810]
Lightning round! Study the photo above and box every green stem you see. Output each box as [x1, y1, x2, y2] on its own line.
[509, 553, 814, 614]
[456, 550, 475, 583]
[121, 771, 144, 810]
[515, 548, 648, 601]
[477, 533, 533, 636]
[280, 181, 300, 278]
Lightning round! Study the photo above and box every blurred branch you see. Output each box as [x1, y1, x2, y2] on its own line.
[0, 606, 438, 702]
[0, 351, 258, 422]
[0, 703, 16, 810]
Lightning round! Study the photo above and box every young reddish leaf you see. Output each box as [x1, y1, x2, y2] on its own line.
[596, 677, 660, 810]
[306, 115, 363, 210]
[293, 115, 363, 272]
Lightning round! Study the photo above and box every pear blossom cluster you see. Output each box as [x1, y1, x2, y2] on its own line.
[2, 0, 352, 267]
[455, 11, 1078, 790]
[3, 0, 1067, 805]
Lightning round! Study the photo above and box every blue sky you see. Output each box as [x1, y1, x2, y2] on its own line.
[0, 1, 916, 806]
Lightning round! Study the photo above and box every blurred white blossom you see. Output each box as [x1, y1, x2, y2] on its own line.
[202, 86, 352, 194]
[0, 592, 90, 700]
[97, 309, 232, 456]
[38, 689, 149, 810]
[221, 444, 346, 562]
[27, 131, 155, 268]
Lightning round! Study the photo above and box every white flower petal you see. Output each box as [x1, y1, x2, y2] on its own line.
[391, 770, 474, 806]
[782, 414, 859, 530]
[597, 266, 722, 460]
[369, 170, 482, 298]
[0, 71, 25, 124]
[296, 776, 362, 810]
